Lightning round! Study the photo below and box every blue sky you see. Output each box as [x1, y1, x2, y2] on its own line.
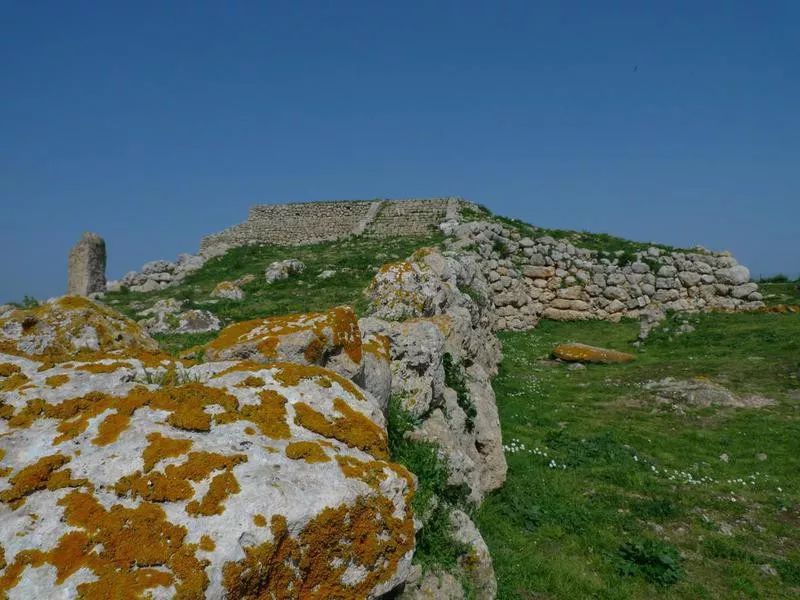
[1, 1, 798, 302]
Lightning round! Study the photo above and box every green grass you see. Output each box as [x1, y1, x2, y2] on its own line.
[104, 233, 443, 352]
[759, 281, 800, 306]
[476, 312, 800, 599]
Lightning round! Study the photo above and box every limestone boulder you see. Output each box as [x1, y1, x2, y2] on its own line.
[265, 259, 306, 284]
[553, 343, 635, 364]
[210, 281, 245, 301]
[0, 296, 162, 363]
[716, 265, 750, 285]
[0, 352, 414, 599]
[136, 300, 221, 336]
[200, 306, 363, 380]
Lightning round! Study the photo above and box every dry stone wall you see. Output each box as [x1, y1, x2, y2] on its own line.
[446, 221, 764, 330]
[199, 197, 463, 256]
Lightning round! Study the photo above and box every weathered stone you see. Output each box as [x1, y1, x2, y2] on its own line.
[732, 282, 759, 299]
[211, 280, 245, 301]
[265, 259, 306, 284]
[553, 342, 635, 363]
[0, 346, 414, 599]
[522, 265, 555, 279]
[716, 265, 750, 285]
[67, 232, 106, 296]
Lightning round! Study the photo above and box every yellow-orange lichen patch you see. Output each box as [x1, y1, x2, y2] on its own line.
[149, 383, 240, 432]
[75, 361, 133, 374]
[285, 441, 331, 463]
[293, 397, 388, 460]
[44, 374, 69, 388]
[222, 494, 413, 599]
[199, 535, 216, 552]
[239, 389, 290, 440]
[0, 372, 29, 392]
[115, 451, 246, 508]
[0, 454, 89, 508]
[271, 362, 366, 401]
[0, 363, 21, 378]
[244, 426, 256, 435]
[186, 470, 241, 516]
[203, 306, 363, 365]
[0, 490, 213, 599]
[552, 342, 635, 364]
[236, 375, 265, 388]
[142, 432, 193, 472]
[253, 514, 267, 527]
[363, 335, 391, 362]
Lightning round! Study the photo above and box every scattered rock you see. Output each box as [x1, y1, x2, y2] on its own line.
[211, 281, 245, 301]
[719, 453, 730, 463]
[318, 269, 337, 279]
[641, 378, 776, 408]
[553, 343, 635, 364]
[265, 259, 306, 283]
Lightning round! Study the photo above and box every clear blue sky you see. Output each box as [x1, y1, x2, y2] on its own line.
[2, 1, 798, 302]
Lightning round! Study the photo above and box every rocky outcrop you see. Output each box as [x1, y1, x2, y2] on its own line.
[136, 299, 221, 336]
[110, 253, 207, 293]
[364, 247, 503, 599]
[67, 232, 106, 296]
[0, 299, 415, 598]
[446, 220, 764, 329]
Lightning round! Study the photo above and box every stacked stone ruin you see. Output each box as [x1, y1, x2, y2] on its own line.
[198, 197, 460, 256]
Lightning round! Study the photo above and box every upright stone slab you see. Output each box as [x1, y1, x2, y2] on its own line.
[67, 232, 106, 296]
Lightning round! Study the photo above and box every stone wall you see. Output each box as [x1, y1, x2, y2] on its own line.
[199, 197, 463, 256]
[446, 221, 764, 330]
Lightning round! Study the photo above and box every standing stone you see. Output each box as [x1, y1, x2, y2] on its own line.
[67, 232, 106, 296]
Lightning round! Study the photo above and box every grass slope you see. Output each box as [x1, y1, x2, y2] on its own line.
[477, 312, 800, 599]
[103, 233, 443, 353]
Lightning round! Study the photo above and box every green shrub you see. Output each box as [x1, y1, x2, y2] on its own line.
[387, 397, 472, 570]
[759, 274, 790, 283]
[616, 538, 684, 586]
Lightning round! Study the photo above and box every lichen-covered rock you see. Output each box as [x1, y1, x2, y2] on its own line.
[0, 353, 415, 598]
[211, 281, 245, 301]
[449, 509, 497, 600]
[356, 334, 392, 413]
[553, 342, 635, 364]
[265, 259, 306, 284]
[363, 247, 506, 503]
[399, 566, 464, 599]
[0, 296, 162, 364]
[200, 306, 363, 380]
[137, 299, 222, 336]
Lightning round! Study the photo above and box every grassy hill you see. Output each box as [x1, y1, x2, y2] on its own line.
[60, 213, 800, 598]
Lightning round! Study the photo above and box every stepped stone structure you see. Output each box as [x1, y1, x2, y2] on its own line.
[67, 232, 106, 296]
[199, 197, 463, 256]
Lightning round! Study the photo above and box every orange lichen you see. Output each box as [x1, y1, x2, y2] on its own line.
[0, 490, 212, 598]
[0, 373, 29, 392]
[244, 426, 256, 435]
[239, 389, 291, 439]
[253, 514, 267, 527]
[236, 375, 265, 388]
[115, 451, 247, 506]
[552, 343, 635, 364]
[362, 335, 391, 362]
[142, 432, 193, 472]
[76, 361, 133, 373]
[203, 306, 363, 365]
[222, 495, 413, 599]
[285, 441, 331, 463]
[199, 535, 216, 552]
[149, 383, 239, 432]
[186, 470, 241, 516]
[0, 454, 88, 507]
[293, 397, 388, 460]
[272, 362, 366, 401]
[44, 374, 70, 388]
[0, 363, 21, 377]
